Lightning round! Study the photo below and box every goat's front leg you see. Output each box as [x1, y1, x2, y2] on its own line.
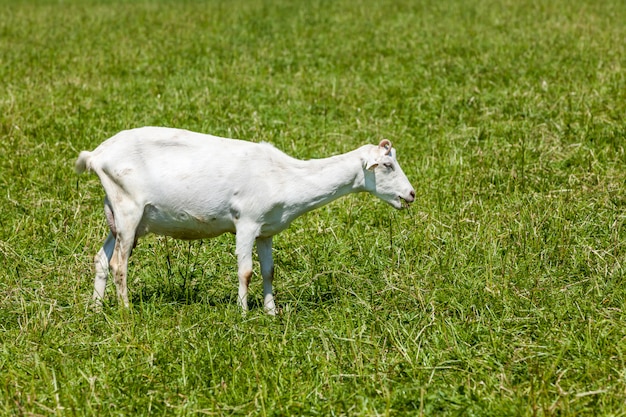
[235, 224, 258, 313]
[257, 236, 276, 315]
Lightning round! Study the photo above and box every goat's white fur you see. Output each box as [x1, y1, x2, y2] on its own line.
[76, 127, 415, 314]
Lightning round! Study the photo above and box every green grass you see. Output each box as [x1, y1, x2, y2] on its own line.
[1, 0, 626, 415]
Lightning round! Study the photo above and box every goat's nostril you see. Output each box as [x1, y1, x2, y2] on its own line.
[409, 190, 416, 201]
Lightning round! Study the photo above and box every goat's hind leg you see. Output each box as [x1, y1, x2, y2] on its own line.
[105, 195, 143, 308]
[93, 231, 115, 307]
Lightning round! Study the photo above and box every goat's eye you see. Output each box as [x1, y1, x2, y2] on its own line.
[383, 162, 394, 170]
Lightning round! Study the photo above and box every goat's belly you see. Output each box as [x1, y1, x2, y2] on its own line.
[139, 204, 234, 240]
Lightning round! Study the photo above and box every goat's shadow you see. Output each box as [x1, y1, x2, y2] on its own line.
[94, 272, 344, 314]
[130, 283, 268, 311]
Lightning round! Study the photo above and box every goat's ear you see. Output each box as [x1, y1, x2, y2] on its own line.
[365, 139, 393, 170]
[365, 159, 379, 171]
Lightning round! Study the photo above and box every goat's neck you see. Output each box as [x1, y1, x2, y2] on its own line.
[285, 149, 365, 217]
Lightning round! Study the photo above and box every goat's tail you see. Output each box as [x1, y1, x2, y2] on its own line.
[75, 151, 92, 174]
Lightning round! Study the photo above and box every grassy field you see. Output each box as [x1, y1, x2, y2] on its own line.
[1, 0, 626, 415]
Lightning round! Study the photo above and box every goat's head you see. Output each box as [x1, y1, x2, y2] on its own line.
[363, 139, 415, 209]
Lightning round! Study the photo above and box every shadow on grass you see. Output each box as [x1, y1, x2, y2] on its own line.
[90, 270, 347, 314]
[130, 283, 271, 312]
[120, 280, 346, 315]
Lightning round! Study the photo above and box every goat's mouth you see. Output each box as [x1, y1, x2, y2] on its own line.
[398, 190, 416, 209]
[391, 196, 413, 210]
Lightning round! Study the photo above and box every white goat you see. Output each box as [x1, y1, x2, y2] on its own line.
[76, 127, 415, 314]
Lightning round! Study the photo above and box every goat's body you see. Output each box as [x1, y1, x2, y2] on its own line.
[77, 126, 415, 314]
[78, 127, 362, 240]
